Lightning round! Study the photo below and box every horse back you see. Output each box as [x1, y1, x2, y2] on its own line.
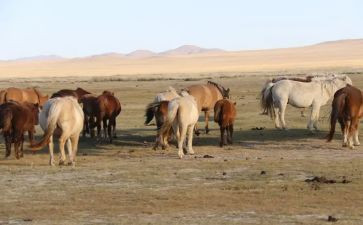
[187, 84, 223, 111]
[97, 93, 121, 118]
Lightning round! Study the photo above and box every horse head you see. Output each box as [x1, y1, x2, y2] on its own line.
[207, 81, 230, 99]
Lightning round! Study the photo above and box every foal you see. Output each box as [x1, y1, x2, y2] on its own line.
[327, 85, 363, 149]
[214, 99, 236, 147]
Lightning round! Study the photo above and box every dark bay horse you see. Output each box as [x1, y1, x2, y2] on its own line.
[51, 87, 91, 102]
[184, 81, 230, 134]
[89, 91, 121, 143]
[0, 101, 39, 159]
[214, 99, 236, 147]
[0, 87, 48, 107]
[80, 94, 98, 137]
[327, 85, 363, 149]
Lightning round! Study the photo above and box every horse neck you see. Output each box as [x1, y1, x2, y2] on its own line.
[321, 80, 342, 101]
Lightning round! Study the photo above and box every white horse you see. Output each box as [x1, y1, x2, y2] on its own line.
[261, 75, 352, 131]
[159, 93, 199, 158]
[31, 96, 84, 166]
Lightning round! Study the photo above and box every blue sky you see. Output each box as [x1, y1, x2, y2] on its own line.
[0, 0, 362, 59]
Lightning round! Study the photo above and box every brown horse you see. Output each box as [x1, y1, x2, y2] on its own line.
[184, 81, 230, 134]
[145, 100, 174, 149]
[214, 99, 236, 147]
[0, 101, 39, 159]
[0, 87, 48, 107]
[80, 94, 98, 137]
[89, 91, 121, 143]
[51, 87, 91, 101]
[327, 85, 363, 149]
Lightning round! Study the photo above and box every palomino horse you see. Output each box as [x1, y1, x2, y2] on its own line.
[184, 81, 230, 134]
[0, 87, 48, 107]
[159, 93, 199, 159]
[51, 87, 91, 102]
[80, 94, 98, 138]
[31, 97, 84, 166]
[89, 91, 121, 143]
[214, 99, 237, 147]
[144, 86, 180, 126]
[327, 85, 363, 149]
[261, 75, 352, 131]
[0, 101, 39, 159]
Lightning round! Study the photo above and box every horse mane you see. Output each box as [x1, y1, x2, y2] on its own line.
[207, 81, 225, 96]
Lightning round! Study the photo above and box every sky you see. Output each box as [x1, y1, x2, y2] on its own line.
[0, 0, 362, 60]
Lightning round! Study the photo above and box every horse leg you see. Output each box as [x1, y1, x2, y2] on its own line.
[70, 135, 80, 167]
[177, 124, 187, 159]
[300, 108, 305, 117]
[273, 105, 281, 129]
[312, 105, 321, 131]
[58, 135, 67, 165]
[89, 116, 96, 138]
[20, 134, 24, 158]
[65, 139, 73, 165]
[205, 111, 210, 134]
[194, 123, 201, 136]
[219, 125, 225, 147]
[228, 124, 234, 144]
[349, 119, 359, 149]
[83, 115, 89, 137]
[96, 115, 102, 141]
[49, 136, 55, 166]
[278, 100, 288, 130]
[187, 124, 195, 155]
[354, 124, 360, 146]
[4, 134, 11, 158]
[307, 104, 319, 131]
[111, 117, 117, 138]
[108, 118, 112, 143]
[343, 121, 350, 147]
[14, 132, 22, 159]
[102, 117, 108, 141]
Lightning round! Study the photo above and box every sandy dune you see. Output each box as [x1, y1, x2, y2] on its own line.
[0, 39, 362, 78]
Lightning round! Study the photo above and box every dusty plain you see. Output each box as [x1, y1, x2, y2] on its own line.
[0, 72, 362, 224]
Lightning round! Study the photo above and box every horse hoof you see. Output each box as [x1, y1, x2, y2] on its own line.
[342, 143, 348, 147]
[59, 160, 65, 166]
[178, 152, 184, 159]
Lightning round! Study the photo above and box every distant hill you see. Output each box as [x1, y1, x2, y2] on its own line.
[0, 39, 362, 78]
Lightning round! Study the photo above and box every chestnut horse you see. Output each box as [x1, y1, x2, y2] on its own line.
[0, 101, 39, 159]
[145, 100, 173, 149]
[89, 91, 121, 143]
[184, 81, 230, 134]
[80, 94, 98, 137]
[327, 85, 363, 149]
[51, 87, 91, 102]
[0, 87, 48, 107]
[214, 99, 237, 147]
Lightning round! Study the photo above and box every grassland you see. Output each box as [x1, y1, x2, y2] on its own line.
[0, 73, 363, 224]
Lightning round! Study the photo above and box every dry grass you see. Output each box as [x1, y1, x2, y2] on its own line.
[0, 73, 363, 224]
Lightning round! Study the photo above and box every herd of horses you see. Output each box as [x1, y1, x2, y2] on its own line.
[0, 74, 361, 166]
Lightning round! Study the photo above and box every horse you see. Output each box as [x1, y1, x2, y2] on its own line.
[0, 87, 48, 107]
[89, 91, 121, 143]
[261, 75, 352, 131]
[51, 87, 91, 102]
[214, 99, 237, 147]
[144, 86, 180, 126]
[0, 101, 39, 159]
[80, 94, 98, 138]
[145, 100, 174, 150]
[30, 97, 84, 166]
[159, 93, 199, 159]
[184, 81, 230, 134]
[327, 85, 363, 149]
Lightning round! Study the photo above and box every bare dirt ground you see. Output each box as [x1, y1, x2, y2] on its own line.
[0, 73, 363, 225]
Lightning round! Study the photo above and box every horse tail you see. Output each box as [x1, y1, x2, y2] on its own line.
[214, 103, 223, 124]
[327, 91, 347, 142]
[260, 81, 275, 118]
[0, 90, 7, 104]
[30, 106, 59, 150]
[159, 100, 178, 135]
[144, 101, 162, 125]
[0, 108, 13, 131]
